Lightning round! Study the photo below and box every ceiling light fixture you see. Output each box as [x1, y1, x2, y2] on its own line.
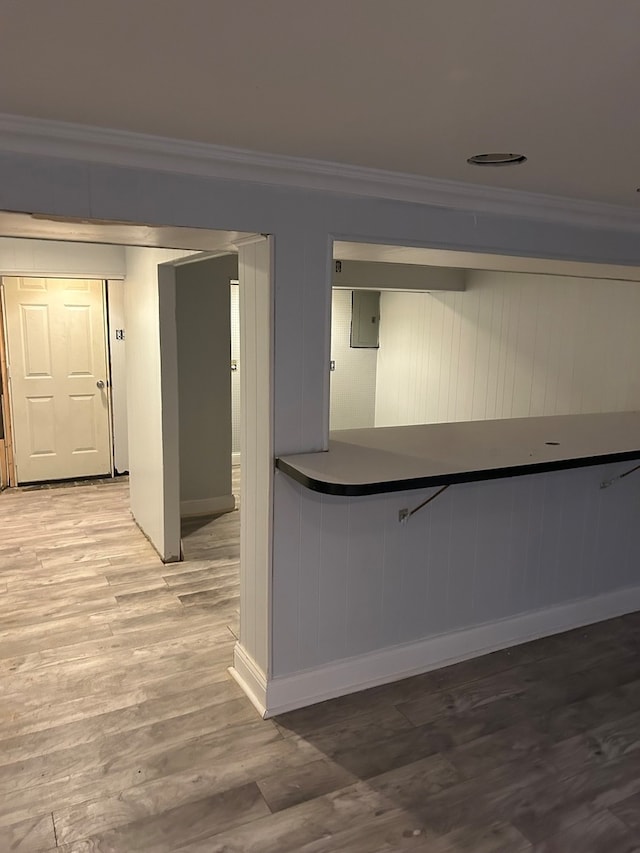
[467, 152, 527, 166]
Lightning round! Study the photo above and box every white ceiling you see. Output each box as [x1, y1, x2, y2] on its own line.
[0, 1, 639, 208]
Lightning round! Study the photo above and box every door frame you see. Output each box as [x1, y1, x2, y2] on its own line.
[100, 278, 115, 479]
[0, 286, 15, 487]
[0, 275, 114, 485]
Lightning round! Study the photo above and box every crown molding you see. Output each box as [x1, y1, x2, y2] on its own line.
[0, 112, 639, 233]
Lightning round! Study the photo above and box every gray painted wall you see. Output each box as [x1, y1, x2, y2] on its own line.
[3, 148, 640, 706]
[176, 254, 237, 513]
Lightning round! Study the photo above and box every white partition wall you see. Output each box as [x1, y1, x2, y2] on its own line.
[124, 247, 188, 562]
[232, 230, 334, 715]
[4, 132, 640, 716]
[231, 237, 273, 712]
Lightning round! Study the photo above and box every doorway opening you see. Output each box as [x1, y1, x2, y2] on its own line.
[329, 239, 640, 434]
[0, 212, 272, 716]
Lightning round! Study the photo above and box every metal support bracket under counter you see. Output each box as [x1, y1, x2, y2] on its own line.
[275, 411, 640, 497]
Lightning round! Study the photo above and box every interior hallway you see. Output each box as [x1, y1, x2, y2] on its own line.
[2, 480, 640, 851]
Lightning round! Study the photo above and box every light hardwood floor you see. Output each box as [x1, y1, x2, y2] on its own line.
[2, 477, 640, 851]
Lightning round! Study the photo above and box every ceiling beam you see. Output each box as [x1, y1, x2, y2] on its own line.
[333, 260, 465, 292]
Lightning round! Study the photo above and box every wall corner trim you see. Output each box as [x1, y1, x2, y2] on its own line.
[262, 583, 640, 716]
[1, 113, 640, 233]
[229, 643, 269, 719]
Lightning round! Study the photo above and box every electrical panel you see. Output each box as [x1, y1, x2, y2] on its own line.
[350, 290, 380, 348]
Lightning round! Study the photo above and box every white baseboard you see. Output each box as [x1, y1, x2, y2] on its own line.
[229, 643, 268, 718]
[180, 494, 235, 518]
[260, 583, 640, 717]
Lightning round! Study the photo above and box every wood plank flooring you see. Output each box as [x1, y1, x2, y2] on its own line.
[2, 475, 640, 851]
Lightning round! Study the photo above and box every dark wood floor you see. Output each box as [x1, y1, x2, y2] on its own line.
[2, 476, 640, 851]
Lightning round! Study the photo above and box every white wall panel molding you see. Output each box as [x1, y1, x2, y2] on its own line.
[1, 113, 640, 234]
[264, 582, 640, 716]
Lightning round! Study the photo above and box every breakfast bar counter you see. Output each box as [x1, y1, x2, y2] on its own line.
[276, 411, 640, 496]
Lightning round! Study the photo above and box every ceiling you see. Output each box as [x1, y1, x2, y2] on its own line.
[0, 1, 639, 209]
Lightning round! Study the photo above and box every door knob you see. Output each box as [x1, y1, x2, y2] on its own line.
[96, 380, 105, 390]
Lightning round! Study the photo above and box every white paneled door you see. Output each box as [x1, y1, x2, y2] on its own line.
[1, 277, 111, 483]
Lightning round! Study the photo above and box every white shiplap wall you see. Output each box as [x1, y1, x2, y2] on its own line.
[238, 238, 273, 677]
[272, 460, 640, 677]
[330, 289, 378, 431]
[375, 270, 640, 426]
